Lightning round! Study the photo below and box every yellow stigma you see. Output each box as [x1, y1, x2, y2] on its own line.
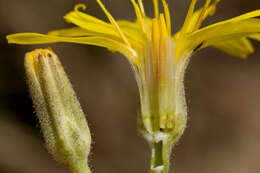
[153, 0, 159, 18]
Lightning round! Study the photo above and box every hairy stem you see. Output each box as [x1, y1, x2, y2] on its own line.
[150, 139, 173, 173]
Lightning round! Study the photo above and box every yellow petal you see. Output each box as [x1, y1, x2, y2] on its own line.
[176, 0, 197, 61]
[173, 0, 220, 39]
[195, 9, 260, 35]
[186, 0, 220, 33]
[162, 0, 171, 35]
[186, 18, 260, 50]
[137, 0, 145, 16]
[130, 0, 148, 38]
[96, 0, 131, 46]
[48, 27, 92, 37]
[153, 0, 159, 18]
[117, 20, 143, 39]
[7, 33, 138, 64]
[49, 25, 143, 49]
[249, 33, 260, 41]
[192, 0, 211, 31]
[117, 18, 152, 43]
[211, 37, 254, 59]
[64, 11, 120, 40]
[180, 0, 197, 35]
[68, 4, 109, 26]
[66, 3, 136, 47]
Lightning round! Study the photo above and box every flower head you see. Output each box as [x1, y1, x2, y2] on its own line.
[7, 0, 260, 136]
[7, 0, 260, 172]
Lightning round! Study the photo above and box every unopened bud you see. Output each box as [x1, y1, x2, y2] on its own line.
[24, 48, 91, 173]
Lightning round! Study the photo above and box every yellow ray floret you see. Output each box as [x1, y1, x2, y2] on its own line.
[137, 0, 145, 16]
[7, 33, 138, 64]
[176, 0, 197, 61]
[6, 0, 260, 63]
[162, 0, 171, 35]
[193, 0, 211, 31]
[153, 0, 159, 19]
[212, 37, 254, 59]
[186, 18, 260, 50]
[185, 0, 220, 33]
[250, 34, 260, 41]
[96, 0, 131, 47]
[130, 0, 148, 38]
[5, 0, 260, 145]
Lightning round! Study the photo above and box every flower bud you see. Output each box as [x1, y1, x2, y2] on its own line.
[24, 48, 91, 172]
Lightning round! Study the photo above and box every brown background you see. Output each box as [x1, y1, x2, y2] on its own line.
[0, 0, 260, 173]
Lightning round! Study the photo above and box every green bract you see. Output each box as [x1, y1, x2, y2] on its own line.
[24, 49, 92, 173]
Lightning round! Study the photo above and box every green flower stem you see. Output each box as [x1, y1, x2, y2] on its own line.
[150, 139, 173, 173]
[70, 160, 91, 173]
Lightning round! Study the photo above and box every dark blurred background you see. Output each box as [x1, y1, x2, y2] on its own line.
[0, 0, 260, 173]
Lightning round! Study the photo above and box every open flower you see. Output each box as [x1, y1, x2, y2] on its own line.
[7, 0, 260, 173]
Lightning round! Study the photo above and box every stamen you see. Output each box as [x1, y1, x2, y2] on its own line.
[158, 14, 167, 129]
[74, 4, 87, 11]
[152, 18, 160, 93]
[162, 0, 171, 35]
[159, 14, 167, 44]
[193, 0, 211, 31]
[153, 0, 159, 18]
[208, 0, 220, 16]
[96, 0, 131, 47]
[137, 0, 146, 16]
[152, 18, 160, 56]
[180, 0, 197, 35]
[159, 14, 167, 65]
[177, 0, 197, 62]
[131, 0, 147, 38]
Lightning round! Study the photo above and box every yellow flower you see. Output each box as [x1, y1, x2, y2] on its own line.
[6, 1, 260, 172]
